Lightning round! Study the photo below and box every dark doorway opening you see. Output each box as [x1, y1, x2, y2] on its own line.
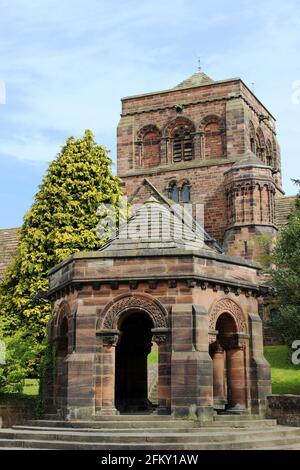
[115, 310, 154, 412]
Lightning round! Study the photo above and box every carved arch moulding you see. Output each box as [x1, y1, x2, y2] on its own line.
[209, 298, 247, 334]
[97, 293, 169, 332]
[53, 299, 71, 327]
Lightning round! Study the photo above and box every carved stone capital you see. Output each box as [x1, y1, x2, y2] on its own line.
[210, 340, 224, 354]
[208, 329, 218, 344]
[129, 280, 138, 290]
[168, 279, 177, 288]
[220, 332, 248, 350]
[151, 328, 169, 345]
[103, 334, 119, 347]
[97, 329, 120, 347]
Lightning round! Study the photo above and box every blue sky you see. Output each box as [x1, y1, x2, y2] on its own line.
[0, 0, 299, 228]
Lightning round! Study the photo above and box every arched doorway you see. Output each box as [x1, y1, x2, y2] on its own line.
[210, 312, 246, 411]
[115, 310, 154, 412]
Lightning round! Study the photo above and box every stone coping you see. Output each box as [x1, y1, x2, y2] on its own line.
[47, 273, 261, 299]
[49, 247, 261, 276]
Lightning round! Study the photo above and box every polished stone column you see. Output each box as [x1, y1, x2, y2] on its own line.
[227, 347, 246, 409]
[212, 343, 226, 404]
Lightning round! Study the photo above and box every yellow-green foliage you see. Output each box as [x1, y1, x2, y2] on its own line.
[0, 130, 122, 387]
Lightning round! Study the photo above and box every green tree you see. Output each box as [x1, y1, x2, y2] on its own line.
[0, 130, 122, 389]
[270, 180, 300, 346]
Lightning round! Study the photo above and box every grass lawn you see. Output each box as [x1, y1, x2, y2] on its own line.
[148, 349, 158, 366]
[22, 378, 39, 396]
[264, 345, 300, 395]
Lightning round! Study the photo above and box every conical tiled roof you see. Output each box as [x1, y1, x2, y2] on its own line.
[173, 70, 214, 90]
[100, 196, 216, 255]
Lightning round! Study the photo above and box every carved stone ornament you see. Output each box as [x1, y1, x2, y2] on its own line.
[99, 293, 168, 331]
[152, 333, 167, 344]
[209, 298, 247, 333]
[100, 332, 120, 347]
[152, 328, 169, 345]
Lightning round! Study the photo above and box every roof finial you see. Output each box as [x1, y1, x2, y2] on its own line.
[197, 56, 201, 72]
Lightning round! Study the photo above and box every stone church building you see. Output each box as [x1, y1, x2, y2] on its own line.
[0, 69, 296, 422]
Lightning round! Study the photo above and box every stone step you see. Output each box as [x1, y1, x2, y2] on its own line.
[203, 419, 277, 428]
[214, 414, 260, 421]
[1, 426, 300, 444]
[22, 418, 277, 430]
[15, 425, 204, 434]
[13, 420, 277, 434]
[1, 432, 300, 450]
[24, 419, 200, 429]
[92, 414, 174, 421]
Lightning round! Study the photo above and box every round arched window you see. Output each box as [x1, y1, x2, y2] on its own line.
[181, 184, 191, 203]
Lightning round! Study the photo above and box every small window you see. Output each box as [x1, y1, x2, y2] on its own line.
[181, 184, 190, 203]
[266, 140, 273, 166]
[171, 184, 180, 202]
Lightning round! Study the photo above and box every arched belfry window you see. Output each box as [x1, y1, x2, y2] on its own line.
[164, 118, 195, 164]
[172, 127, 193, 162]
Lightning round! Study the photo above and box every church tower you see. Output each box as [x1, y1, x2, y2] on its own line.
[117, 69, 283, 260]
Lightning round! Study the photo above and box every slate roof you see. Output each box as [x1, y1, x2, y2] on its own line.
[100, 195, 217, 255]
[0, 228, 19, 280]
[275, 196, 297, 228]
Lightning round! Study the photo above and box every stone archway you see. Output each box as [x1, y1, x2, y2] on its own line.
[115, 309, 154, 412]
[95, 293, 170, 415]
[209, 299, 248, 411]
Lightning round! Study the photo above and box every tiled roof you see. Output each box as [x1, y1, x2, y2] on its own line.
[0, 228, 19, 281]
[275, 196, 298, 228]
